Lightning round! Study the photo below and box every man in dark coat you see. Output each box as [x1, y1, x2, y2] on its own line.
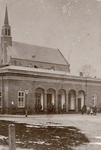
[82, 104, 86, 114]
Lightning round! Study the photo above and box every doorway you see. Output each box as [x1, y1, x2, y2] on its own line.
[47, 94, 53, 113]
[78, 98, 81, 111]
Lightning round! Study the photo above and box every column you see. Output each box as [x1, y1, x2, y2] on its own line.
[66, 91, 68, 113]
[33, 93, 36, 113]
[44, 92, 47, 113]
[55, 91, 58, 113]
[76, 92, 78, 112]
[85, 77, 87, 105]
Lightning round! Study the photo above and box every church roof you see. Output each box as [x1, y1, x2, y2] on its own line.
[4, 6, 9, 25]
[7, 41, 69, 65]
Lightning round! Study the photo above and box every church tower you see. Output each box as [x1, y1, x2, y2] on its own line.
[1, 5, 12, 46]
[0, 5, 12, 65]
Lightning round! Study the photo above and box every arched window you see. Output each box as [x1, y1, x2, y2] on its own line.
[5, 28, 7, 35]
[8, 29, 10, 36]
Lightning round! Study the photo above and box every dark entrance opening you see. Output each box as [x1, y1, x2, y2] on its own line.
[78, 98, 81, 111]
[35, 93, 42, 114]
[47, 94, 53, 113]
[58, 94, 62, 113]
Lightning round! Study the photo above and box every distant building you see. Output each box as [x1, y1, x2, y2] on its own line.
[0, 6, 101, 114]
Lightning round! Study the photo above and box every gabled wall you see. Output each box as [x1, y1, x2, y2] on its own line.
[9, 58, 70, 72]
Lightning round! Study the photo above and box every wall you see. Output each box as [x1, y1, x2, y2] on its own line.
[10, 58, 70, 72]
[0, 72, 101, 114]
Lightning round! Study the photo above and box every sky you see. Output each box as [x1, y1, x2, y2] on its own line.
[0, 0, 101, 76]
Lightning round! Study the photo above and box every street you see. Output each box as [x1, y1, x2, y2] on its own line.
[0, 113, 101, 150]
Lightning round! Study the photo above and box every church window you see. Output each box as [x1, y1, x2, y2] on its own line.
[8, 29, 10, 36]
[0, 91, 2, 107]
[18, 91, 25, 107]
[5, 28, 7, 35]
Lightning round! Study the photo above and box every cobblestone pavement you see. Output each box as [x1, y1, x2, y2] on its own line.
[0, 113, 101, 150]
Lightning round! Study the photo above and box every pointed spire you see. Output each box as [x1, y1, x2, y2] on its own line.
[4, 5, 9, 25]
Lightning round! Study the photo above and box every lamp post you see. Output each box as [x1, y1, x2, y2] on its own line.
[25, 89, 28, 117]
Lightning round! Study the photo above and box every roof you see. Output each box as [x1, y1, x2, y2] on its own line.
[0, 66, 101, 83]
[4, 6, 9, 25]
[0, 65, 71, 75]
[7, 41, 69, 65]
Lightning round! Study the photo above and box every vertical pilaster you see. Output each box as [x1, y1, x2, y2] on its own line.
[66, 91, 68, 112]
[55, 91, 58, 113]
[84, 93, 86, 105]
[76, 92, 78, 112]
[4, 42, 7, 64]
[85, 77, 87, 105]
[33, 92, 35, 113]
[44, 92, 47, 113]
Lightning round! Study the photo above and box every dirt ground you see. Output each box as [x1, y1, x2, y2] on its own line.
[0, 113, 101, 150]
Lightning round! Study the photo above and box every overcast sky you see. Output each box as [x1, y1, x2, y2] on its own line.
[0, 0, 101, 76]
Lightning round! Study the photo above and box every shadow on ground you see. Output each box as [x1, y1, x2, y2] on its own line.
[0, 120, 89, 150]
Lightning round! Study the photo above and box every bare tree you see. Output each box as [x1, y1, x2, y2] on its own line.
[78, 64, 96, 77]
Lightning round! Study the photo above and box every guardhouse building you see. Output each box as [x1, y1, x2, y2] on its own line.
[0, 6, 101, 114]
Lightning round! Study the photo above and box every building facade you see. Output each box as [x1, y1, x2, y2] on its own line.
[0, 7, 101, 114]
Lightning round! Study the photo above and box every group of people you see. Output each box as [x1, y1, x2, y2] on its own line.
[35, 102, 42, 113]
[82, 104, 97, 115]
[47, 103, 55, 113]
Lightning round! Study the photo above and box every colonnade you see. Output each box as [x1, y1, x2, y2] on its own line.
[35, 88, 85, 114]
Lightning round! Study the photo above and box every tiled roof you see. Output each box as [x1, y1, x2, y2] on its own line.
[7, 41, 69, 65]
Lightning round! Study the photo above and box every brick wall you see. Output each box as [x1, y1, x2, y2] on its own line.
[0, 73, 101, 114]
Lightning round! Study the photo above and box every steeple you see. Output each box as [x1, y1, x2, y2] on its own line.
[4, 5, 9, 25]
[1, 5, 12, 46]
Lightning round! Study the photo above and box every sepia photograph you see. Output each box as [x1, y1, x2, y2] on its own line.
[0, 0, 101, 149]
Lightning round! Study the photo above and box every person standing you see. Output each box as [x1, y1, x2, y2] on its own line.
[82, 104, 86, 114]
[87, 106, 90, 115]
[90, 106, 93, 115]
[92, 105, 97, 115]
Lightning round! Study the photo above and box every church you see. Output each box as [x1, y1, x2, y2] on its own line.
[0, 6, 101, 114]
